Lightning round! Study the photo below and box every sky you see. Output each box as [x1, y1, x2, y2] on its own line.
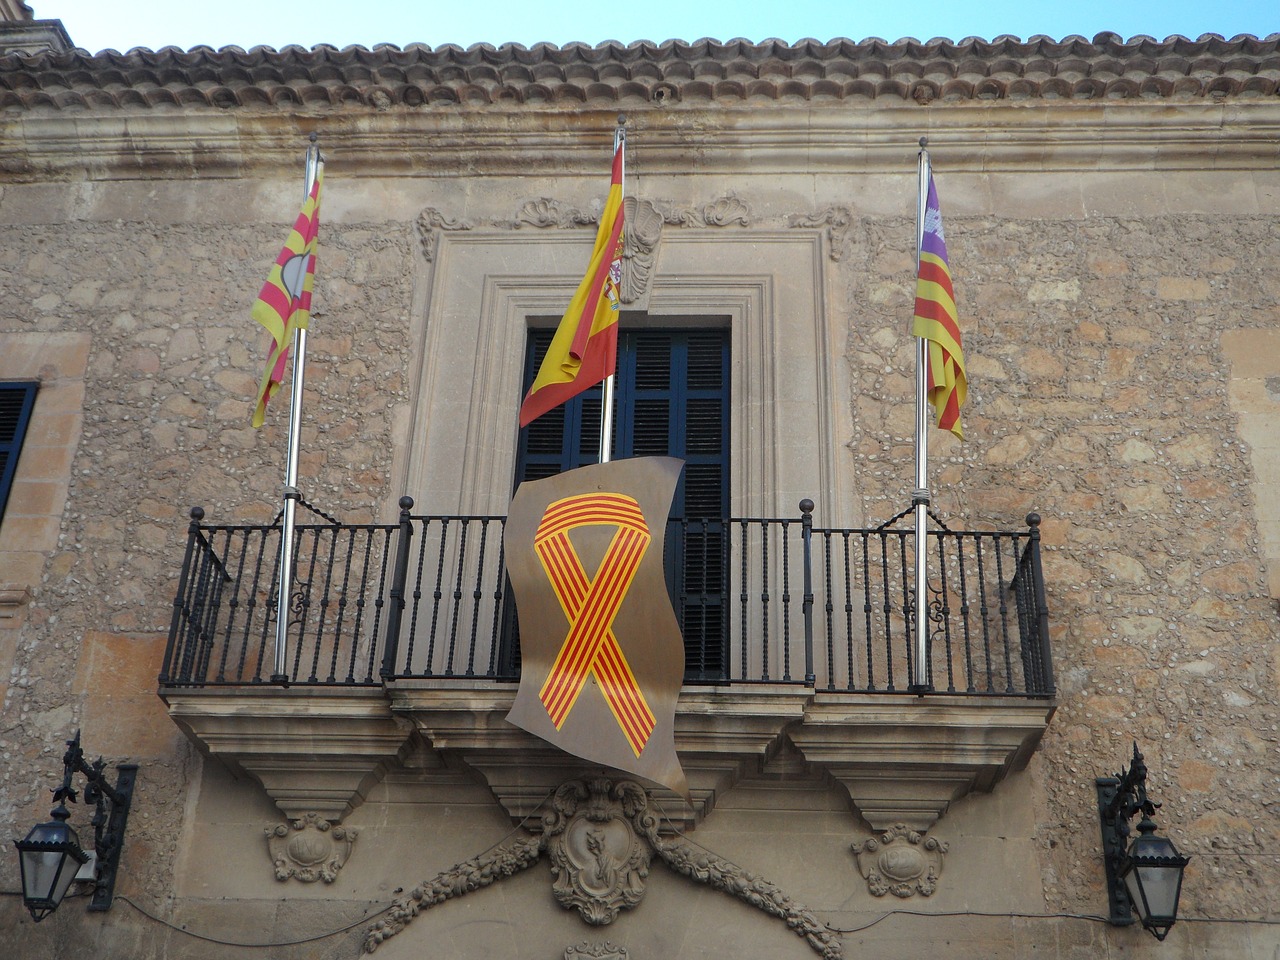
[23, 0, 1279, 55]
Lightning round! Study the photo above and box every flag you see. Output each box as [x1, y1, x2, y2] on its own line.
[518, 146, 625, 428]
[912, 172, 966, 439]
[505, 457, 689, 800]
[251, 165, 323, 428]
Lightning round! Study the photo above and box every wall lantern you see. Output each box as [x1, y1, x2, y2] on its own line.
[13, 730, 138, 921]
[1096, 743, 1191, 941]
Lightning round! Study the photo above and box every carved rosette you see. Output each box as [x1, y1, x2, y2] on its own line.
[853, 823, 947, 898]
[544, 778, 655, 925]
[265, 812, 357, 883]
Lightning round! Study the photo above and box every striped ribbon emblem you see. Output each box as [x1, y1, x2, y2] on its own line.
[534, 492, 657, 757]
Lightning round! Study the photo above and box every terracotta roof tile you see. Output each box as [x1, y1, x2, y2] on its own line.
[1, 33, 1278, 112]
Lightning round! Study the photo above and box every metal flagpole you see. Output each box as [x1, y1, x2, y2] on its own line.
[272, 134, 322, 684]
[911, 137, 932, 694]
[598, 116, 626, 465]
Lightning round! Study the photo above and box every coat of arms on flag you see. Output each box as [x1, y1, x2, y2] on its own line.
[504, 457, 689, 799]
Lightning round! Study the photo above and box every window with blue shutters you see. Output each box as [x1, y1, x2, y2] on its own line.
[0, 382, 38, 525]
[514, 323, 731, 681]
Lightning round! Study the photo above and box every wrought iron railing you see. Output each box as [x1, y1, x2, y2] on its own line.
[160, 499, 1054, 697]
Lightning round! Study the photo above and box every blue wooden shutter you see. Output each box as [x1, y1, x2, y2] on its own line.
[0, 382, 38, 525]
[514, 326, 729, 680]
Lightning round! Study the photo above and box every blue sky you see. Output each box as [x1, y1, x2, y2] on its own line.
[26, 0, 1278, 54]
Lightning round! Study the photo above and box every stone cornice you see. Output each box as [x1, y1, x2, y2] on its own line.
[2, 32, 1279, 114]
[4, 102, 1280, 181]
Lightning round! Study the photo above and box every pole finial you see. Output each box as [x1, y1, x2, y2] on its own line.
[617, 113, 628, 127]
[919, 136, 928, 149]
[309, 131, 318, 144]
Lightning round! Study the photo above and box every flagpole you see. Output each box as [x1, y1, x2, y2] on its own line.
[598, 116, 625, 465]
[911, 137, 932, 694]
[272, 133, 321, 685]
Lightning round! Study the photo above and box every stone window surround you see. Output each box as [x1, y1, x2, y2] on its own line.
[396, 227, 848, 524]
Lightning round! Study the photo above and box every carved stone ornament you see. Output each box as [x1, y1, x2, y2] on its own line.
[416, 207, 474, 261]
[364, 775, 843, 959]
[265, 812, 358, 883]
[544, 778, 654, 924]
[788, 206, 853, 262]
[853, 823, 947, 898]
[620, 196, 664, 304]
[565, 941, 628, 960]
[514, 197, 597, 229]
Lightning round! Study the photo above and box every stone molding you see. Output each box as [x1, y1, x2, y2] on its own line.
[382, 681, 1051, 835]
[0, 582, 32, 624]
[162, 682, 1052, 842]
[385, 681, 812, 830]
[6, 107, 1280, 180]
[162, 687, 414, 822]
[3, 33, 1279, 113]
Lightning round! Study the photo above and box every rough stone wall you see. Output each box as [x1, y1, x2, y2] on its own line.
[0, 211, 416, 910]
[848, 211, 1280, 920]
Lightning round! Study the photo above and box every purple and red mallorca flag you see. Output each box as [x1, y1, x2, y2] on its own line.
[518, 145, 625, 428]
[250, 165, 323, 428]
[912, 173, 967, 439]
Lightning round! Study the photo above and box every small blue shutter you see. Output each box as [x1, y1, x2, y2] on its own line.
[0, 382, 39, 525]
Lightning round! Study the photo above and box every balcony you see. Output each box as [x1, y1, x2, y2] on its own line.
[159, 499, 1056, 832]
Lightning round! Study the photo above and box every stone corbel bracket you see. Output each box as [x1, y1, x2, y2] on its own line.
[788, 694, 1055, 834]
[162, 687, 414, 823]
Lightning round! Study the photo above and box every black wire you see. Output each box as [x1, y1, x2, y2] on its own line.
[117, 895, 389, 948]
[828, 909, 1280, 934]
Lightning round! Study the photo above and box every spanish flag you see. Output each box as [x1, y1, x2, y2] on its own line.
[912, 172, 966, 439]
[251, 165, 323, 428]
[518, 146, 625, 428]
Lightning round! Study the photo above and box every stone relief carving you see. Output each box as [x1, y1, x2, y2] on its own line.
[788, 206, 853, 262]
[853, 823, 947, 898]
[694, 194, 752, 227]
[514, 197, 597, 229]
[545, 778, 654, 924]
[620, 197, 664, 305]
[364, 775, 843, 960]
[265, 812, 358, 883]
[565, 943, 628, 960]
[416, 207, 474, 261]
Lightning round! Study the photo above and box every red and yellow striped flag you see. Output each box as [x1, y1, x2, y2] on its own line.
[518, 145, 624, 428]
[912, 172, 966, 439]
[251, 166, 323, 428]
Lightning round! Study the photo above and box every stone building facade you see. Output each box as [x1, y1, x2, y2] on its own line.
[0, 14, 1278, 960]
